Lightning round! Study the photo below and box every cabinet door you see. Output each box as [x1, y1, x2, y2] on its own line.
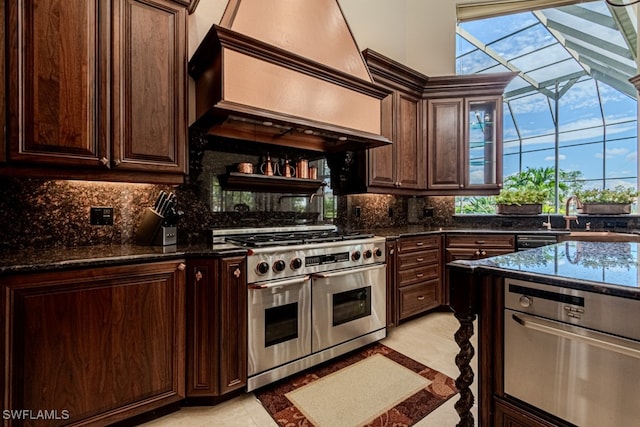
[3, 261, 186, 426]
[1, 2, 6, 163]
[395, 92, 424, 189]
[111, 0, 187, 174]
[427, 98, 464, 191]
[219, 256, 247, 394]
[368, 93, 394, 188]
[466, 97, 503, 190]
[186, 259, 219, 397]
[7, 0, 108, 167]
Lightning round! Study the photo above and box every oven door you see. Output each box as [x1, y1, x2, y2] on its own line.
[247, 275, 311, 376]
[311, 264, 386, 353]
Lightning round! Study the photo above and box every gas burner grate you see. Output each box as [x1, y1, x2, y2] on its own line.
[225, 230, 376, 247]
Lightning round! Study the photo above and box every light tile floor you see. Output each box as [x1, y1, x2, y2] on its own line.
[142, 311, 478, 426]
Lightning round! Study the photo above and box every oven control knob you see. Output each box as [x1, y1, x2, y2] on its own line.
[351, 250, 361, 261]
[519, 296, 533, 308]
[256, 262, 270, 275]
[291, 258, 303, 270]
[374, 248, 383, 257]
[363, 249, 373, 259]
[273, 260, 286, 272]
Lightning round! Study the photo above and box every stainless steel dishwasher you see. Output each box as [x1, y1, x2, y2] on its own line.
[504, 278, 640, 427]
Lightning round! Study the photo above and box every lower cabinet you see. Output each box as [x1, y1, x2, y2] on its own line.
[494, 398, 564, 427]
[395, 235, 442, 321]
[1, 260, 186, 427]
[444, 234, 515, 304]
[186, 256, 247, 399]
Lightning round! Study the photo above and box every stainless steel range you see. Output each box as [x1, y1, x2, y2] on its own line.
[214, 225, 387, 391]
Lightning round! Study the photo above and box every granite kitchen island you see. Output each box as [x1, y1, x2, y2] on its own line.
[447, 240, 640, 427]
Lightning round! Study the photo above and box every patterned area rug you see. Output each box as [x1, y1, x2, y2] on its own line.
[254, 343, 458, 427]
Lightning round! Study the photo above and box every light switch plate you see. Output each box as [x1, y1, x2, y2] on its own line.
[90, 207, 114, 225]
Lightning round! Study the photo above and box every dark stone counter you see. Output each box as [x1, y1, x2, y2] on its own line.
[0, 243, 248, 275]
[362, 225, 569, 240]
[448, 241, 640, 300]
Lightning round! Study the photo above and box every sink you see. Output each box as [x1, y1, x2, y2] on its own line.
[558, 231, 639, 242]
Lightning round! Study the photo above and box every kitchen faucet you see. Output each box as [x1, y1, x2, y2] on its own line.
[564, 195, 582, 229]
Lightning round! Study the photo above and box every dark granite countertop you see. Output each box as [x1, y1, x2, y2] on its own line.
[0, 243, 248, 275]
[363, 226, 569, 240]
[448, 241, 640, 300]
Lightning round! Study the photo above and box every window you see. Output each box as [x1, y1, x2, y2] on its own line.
[455, 1, 638, 213]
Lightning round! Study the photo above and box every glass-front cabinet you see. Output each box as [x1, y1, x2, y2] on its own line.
[467, 98, 501, 189]
[426, 94, 504, 195]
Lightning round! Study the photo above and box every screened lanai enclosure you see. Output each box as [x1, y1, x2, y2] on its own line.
[455, 0, 639, 213]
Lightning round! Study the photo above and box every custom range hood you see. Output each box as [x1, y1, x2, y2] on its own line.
[188, 0, 392, 153]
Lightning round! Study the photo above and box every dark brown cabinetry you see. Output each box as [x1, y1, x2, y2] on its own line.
[362, 49, 427, 194]
[425, 73, 517, 195]
[385, 240, 397, 327]
[445, 234, 515, 304]
[186, 256, 248, 400]
[1, 260, 186, 426]
[395, 235, 442, 321]
[5, 0, 187, 183]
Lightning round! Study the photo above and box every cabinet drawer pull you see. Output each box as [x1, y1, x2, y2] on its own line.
[475, 240, 486, 244]
[195, 271, 203, 282]
[416, 257, 424, 262]
[416, 242, 424, 246]
[233, 268, 241, 278]
[389, 248, 395, 255]
[416, 273, 424, 278]
[178, 263, 186, 271]
[99, 157, 109, 167]
[417, 295, 425, 301]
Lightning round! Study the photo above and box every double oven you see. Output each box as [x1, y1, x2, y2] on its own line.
[218, 226, 386, 391]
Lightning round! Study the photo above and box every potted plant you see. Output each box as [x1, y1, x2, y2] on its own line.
[495, 187, 549, 215]
[575, 186, 638, 215]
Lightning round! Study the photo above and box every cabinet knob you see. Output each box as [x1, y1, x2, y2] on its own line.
[498, 183, 503, 188]
[389, 248, 395, 255]
[99, 157, 109, 167]
[178, 263, 186, 271]
[195, 271, 203, 282]
[475, 250, 481, 256]
[480, 250, 487, 256]
[113, 159, 121, 166]
[460, 184, 465, 188]
[233, 268, 241, 278]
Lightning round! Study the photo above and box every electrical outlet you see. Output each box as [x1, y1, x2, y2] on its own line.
[423, 207, 434, 218]
[355, 206, 361, 218]
[388, 207, 393, 217]
[90, 207, 114, 225]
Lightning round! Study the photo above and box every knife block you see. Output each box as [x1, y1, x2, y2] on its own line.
[134, 207, 164, 245]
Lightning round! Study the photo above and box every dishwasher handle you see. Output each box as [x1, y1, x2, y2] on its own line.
[512, 313, 640, 360]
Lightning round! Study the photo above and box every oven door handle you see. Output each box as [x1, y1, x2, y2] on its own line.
[512, 313, 640, 360]
[248, 275, 310, 289]
[311, 264, 385, 279]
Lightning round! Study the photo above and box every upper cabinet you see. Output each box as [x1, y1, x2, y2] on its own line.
[424, 74, 517, 196]
[4, 0, 188, 184]
[363, 50, 427, 194]
[331, 51, 516, 196]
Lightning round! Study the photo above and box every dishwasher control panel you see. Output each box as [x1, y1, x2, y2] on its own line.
[505, 278, 640, 341]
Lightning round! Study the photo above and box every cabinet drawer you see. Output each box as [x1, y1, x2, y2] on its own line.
[446, 247, 513, 262]
[398, 235, 440, 252]
[398, 248, 440, 270]
[399, 280, 440, 319]
[397, 264, 439, 286]
[446, 234, 515, 249]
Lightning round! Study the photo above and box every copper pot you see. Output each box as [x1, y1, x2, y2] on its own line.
[296, 159, 309, 179]
[237, 162, 254, 174]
